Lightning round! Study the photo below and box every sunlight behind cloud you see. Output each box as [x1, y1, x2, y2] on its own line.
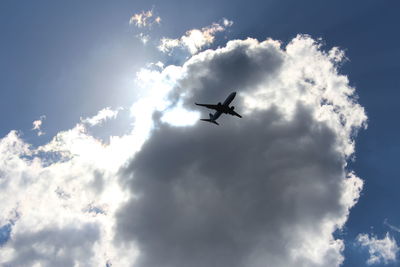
[161, 105, 200, 126]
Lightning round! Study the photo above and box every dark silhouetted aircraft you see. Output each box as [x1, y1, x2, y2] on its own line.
[195, 92, 242, 125]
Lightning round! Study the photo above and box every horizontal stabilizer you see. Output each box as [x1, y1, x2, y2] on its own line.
[200, 119, 219, 125]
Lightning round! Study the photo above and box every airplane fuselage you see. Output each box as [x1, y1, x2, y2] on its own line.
[211, 92, 236, 120]
[216, 92, 236, 113]
[223, 92, 236, 106]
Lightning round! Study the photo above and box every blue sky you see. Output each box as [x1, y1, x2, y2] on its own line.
[0, 1, 399, 266]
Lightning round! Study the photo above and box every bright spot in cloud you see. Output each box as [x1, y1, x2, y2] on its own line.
[161, 105, 200, 126]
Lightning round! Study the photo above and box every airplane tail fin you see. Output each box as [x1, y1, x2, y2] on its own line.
[200, 119, 219, 125]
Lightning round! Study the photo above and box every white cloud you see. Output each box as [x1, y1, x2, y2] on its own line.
[0, 127, 138, 266]
[0, 35, 366, 267]
[0, 58, 183, 266]
[80, 107, 121, 127]
[129, 10, 161, 28]
[0, 103, 154, 265]
[357, 232, 399, 265]
[159, 37, 181, 53]
[158, 19, 233, 54]
[32, 115, 46, 136]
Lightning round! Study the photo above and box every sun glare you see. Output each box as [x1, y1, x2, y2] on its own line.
[161, 105, 200, 126]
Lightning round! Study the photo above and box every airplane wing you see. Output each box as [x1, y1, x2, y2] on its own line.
[228, 109, 242, 118]
[195, 103, 220, 110]
[200, 119, 219, 125]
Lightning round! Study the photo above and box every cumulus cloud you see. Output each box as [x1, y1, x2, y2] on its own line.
[357, 232, 399, 265]
[0, 54, 182, 265]
[0, 123, 140, 265]
[159, 18, 233, 54]
[1, 223, 100, 267]
[129, 10, 161, 28]
[115, 35, 366, 267]
[0, 35, 366, 267]
[32, 115, 46, 136]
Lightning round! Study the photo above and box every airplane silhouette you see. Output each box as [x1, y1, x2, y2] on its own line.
[195, 92, 242, 125]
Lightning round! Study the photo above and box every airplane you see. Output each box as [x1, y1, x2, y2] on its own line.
[195, 92, 242, 125]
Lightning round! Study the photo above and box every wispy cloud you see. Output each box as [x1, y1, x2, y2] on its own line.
[129, 9, 161, 28]
[158, 18, 233, 54]
[136, 33, 150, 44]
[384, 219, 400, 233]
[129, 9, 161, 45]
[357, 232, 399, 265]
[32, 115, 46, 136]
[80, 107, 121, 127]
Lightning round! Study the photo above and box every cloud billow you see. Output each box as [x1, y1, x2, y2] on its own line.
[116, 35, 366, 267]
[2, 223, 99, 267]
[0, 33, 366, 266]
[177, 38, 284, 106]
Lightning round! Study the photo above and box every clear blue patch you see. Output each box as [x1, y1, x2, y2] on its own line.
[85, 205, 106, 215]
[0, 223, 12, 246]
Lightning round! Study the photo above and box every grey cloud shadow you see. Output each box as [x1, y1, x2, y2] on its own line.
[170, 39, 284, 110]
[115, 104, 346, 267]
